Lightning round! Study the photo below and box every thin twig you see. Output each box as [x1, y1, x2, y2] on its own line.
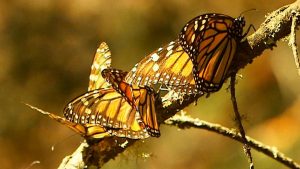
[288, 10, 300, 76]
[165, 113, 300, 169]
[230, 75, 254, 169]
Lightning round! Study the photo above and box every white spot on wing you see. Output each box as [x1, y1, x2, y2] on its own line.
[155, 72, 160, 77]
[167, 45, 174, 51]
[131, 67, 137, 72]
[166, 50, 173, 57]
[94, 63, 100, 70]
[81, 98, 89, 106]
[85, 108, 91, 114]
[152, 63, 159, 72]
[194, 20, 198, 30]
[151, 53, 160, 62]
[191, 34, 195, 43]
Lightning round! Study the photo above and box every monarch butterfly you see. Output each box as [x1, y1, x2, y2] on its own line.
[28, 42, 160, 139]
[125, 40, 200, 95]
[63, 87, 160, 138]
[87, 45, 159, 138]
[101, 68, 160, 136]
[179, 13, 246, 92]
[27, 87, 156, 139]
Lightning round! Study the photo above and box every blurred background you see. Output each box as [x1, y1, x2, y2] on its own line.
[0, 0, 299, 169]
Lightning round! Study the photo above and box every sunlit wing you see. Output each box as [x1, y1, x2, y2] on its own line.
[64, 88, 158, 139]
[124, 40, 198, 95]
[88, 42, 112, 91]
[179, 13, 244, 92]
[25, 103, 110, 139]
[101, 68, 160, 137]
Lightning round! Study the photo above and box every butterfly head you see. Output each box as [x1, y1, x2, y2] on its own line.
[231, 16, 246, 39]
[101, 68, 117, 85]
[101, 68, 128, 87]
[234, 9, 256, 39]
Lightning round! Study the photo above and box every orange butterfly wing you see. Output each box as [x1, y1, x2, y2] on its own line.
[179, 13, 245, 92]
[102, 68, 160, 137]
[25, 103, 110, 139]
[124, 40, 198, 95]
[88, 42, 112, 91]
[63, 88, 153, 139]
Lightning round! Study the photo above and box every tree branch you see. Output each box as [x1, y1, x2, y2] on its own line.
[58, 1, 300, 168]
[230, 75, 254, 169]
[288, 10, 300, 76]
[164, 113, 300, 169]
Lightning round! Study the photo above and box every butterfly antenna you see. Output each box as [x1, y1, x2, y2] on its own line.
[239, 9, 257, 39]
[240, 8, 256, 17]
